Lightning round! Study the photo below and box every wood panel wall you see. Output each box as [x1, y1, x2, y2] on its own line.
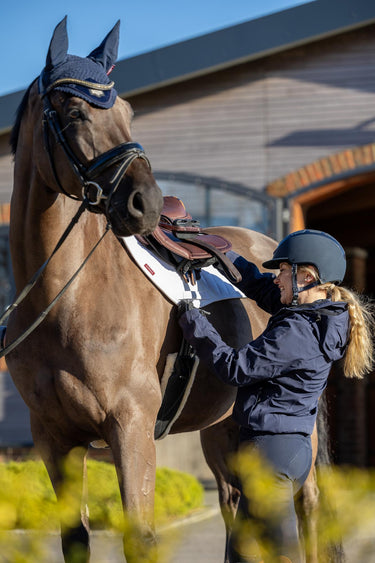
[127, 24, 375, 192]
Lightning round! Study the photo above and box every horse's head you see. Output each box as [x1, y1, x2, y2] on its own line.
[14, 17, 163, 237]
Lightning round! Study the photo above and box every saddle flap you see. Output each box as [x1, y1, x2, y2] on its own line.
[150, 227, 231, 260]
[136, 196, 242, 284]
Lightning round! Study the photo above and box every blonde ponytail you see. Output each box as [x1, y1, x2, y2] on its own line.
[299, 265, 374, 379]
[321, 282, 375, 379]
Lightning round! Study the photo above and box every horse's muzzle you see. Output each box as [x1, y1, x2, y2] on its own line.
[108, 187, 163, 237]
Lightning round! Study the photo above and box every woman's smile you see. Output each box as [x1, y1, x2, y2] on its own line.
[274, 263, 293, 304]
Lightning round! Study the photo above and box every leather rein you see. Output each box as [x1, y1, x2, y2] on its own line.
[0, 79, 152, 358]
[0, 200, 110, 358]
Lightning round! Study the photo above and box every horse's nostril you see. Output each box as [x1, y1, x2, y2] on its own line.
[129, 191, 144, 218]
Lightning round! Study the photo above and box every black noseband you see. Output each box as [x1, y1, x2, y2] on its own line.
[85, 142, 148, 179]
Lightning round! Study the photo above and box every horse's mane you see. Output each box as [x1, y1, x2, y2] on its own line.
[10, 80, 36, 156]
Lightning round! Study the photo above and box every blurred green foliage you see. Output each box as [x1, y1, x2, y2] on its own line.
[229, 447, 375, 562]
[0, 454, 204, 562]
[0, 457, 204, 531]
[2, 450, 375, 562]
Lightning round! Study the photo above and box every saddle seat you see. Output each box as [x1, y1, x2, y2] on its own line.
[136, 196, 241, 283]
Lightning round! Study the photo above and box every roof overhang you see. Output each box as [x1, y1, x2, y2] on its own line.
[112, 0, 375, 98]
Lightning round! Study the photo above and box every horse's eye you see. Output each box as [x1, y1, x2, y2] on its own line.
[68, 108, 84, 120]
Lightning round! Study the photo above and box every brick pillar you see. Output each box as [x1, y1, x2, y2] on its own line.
[345, 247, 368, 292]
[335, 377, 367, 465]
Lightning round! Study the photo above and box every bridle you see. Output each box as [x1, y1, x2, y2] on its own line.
[40, 76, 151, 214]
[0, 77, 153, 358]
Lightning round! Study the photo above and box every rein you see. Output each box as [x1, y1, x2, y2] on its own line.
[0, 199, 110, 358]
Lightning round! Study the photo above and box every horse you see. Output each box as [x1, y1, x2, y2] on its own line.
[5, 17, 326, 563]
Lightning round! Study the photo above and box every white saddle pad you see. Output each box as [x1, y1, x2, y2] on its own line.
[121, 235, 245, 307]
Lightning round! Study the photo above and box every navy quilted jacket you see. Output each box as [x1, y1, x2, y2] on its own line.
[179, 256, 350, 435]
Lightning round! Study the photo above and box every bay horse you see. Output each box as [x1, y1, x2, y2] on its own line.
[6, 17, 325, 563]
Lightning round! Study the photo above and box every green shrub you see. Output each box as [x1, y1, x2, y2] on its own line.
[0, 458, 204, 531]
[0, 460, 58, 530]
[154, 466, 204, 524]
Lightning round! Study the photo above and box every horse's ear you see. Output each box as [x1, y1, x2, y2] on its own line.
[88, 20, 120, 73]
[45, 16, 68, 70]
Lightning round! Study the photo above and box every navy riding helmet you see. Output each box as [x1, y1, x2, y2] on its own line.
[262, 230, 346, 304]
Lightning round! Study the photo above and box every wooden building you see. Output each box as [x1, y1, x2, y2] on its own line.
[0, 0, 375, 466]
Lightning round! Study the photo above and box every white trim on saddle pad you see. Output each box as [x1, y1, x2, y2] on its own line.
[121, 235, 245, 307]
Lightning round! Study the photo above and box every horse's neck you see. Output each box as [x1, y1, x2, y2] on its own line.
[10, 175, 111, 291]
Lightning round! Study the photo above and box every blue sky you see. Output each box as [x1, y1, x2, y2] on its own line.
[0, 0, 314, 96]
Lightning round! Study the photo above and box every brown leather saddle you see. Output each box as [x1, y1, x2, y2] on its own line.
[136, 196, 241, 284]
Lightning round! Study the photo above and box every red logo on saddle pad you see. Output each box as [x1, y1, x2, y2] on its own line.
[144, 264, 155, 275]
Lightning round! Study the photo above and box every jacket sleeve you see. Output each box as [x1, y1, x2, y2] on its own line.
[179, 307, 306, 386]
[232, 256, 282, 315]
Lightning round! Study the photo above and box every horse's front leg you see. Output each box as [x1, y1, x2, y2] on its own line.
[107, 404, 158, 563]
[30, 413, 90, 563]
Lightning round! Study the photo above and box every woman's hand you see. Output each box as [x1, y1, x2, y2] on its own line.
[177, 299, 195, 320]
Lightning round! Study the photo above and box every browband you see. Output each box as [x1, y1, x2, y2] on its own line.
[39, 74, 115, 97]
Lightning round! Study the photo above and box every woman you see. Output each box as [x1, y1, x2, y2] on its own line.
[178, 229, 374, 563]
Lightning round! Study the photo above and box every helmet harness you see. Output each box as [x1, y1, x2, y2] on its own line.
[291, 263, 320, 306]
